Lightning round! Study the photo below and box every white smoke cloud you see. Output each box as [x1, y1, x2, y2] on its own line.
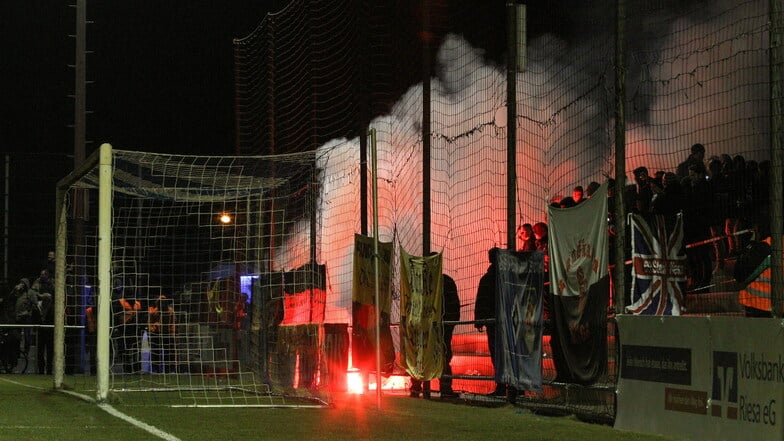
[626, 0, 770, 176]
[297, 1, 771, 324]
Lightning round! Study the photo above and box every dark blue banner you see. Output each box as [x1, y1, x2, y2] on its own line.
[495, 249, 545, 392]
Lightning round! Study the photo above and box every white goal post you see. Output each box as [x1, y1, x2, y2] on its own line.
[53, 143, 341, 406]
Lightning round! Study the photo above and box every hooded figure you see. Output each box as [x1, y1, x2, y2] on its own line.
[17, 278, 30, 292]
[15, 278, 41, 352]
[15, 278, 41, 324]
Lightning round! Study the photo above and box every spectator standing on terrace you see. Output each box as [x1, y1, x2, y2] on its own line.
[713, 153, 746, 257]
[14, 278, 41, 353]
[633, 166, 658, 216]
[708, 157, 732, 268]
[585, 181, 600, 199]
[517, 223, 536, 252]
[45, 251, 56, 282]
[727, 154, 751, 254]
[533, 222, 553, 335]
[558, 196, 576, 208]
[653, 170, 666, 189]
[533, 223, 548, 254]
[650, 172, 685, 219]
[36, 278, 54, 375]
[676, 143, 706, 179]
[36, 269, 54, 301]
[683, 163, 714, 289]
[474, 248, 505, 397]
[148, 294, 175, 374]
[114, 290, 143, 373]
[572, 186, 585, 204]
[85, 301, 98, 375]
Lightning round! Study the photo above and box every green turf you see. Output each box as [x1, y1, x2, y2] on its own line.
[0, 375, 675, 441]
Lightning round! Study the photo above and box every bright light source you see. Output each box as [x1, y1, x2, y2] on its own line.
[219, 213, 232, 224]
[367, 374, 409, 391]
[347, 370, 364, 394]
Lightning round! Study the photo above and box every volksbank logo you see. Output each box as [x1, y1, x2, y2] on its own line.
[711, 351, 738, 419]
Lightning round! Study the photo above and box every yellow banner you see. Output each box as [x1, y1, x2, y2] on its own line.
[352, 234, 393, 311]
[351, 234, 396, 372]
[400, 248, 443, 380]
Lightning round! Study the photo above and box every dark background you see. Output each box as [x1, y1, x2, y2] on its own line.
[0, 1, 277, 288]
[0, 0, 581, 287]
[1, 1, 277, 158]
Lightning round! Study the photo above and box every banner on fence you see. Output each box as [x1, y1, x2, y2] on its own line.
[399, 249, 443, 381]
[496, 249, 545, 392]
[351, 234, 395, 373]
[547, 181, 609, 384]
[626, 213, 687, 316]
[281, 264, 327, 325]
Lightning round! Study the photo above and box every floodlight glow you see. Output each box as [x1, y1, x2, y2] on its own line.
[219, 213, 233, 224]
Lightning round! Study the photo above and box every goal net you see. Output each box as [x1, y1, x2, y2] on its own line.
[54, 145, 342, 407]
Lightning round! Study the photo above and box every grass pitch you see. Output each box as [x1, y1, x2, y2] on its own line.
[0, 375, 675, 441]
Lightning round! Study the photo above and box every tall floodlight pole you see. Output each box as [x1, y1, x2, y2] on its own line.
[72, 0, 86, 167]
[506, 2, 525, 250]
[769, 0, 783, 317]
[370, 129, 382, 409]
[57, 0, 89, 386]
[3, 155, 8, 286]
[422, 0, 432, 258]
[613, 0, 627, 313]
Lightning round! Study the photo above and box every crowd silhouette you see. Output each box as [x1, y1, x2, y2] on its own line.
[518, 143, 772, 293]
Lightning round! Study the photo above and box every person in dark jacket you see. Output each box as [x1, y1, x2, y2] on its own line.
[34, 270, 55, 374]
[439, 274, 461, 397]
[14, 278, 41, 353]
[474, 248, 504, 396]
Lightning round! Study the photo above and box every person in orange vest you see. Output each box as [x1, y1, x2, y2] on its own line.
[738, 236, 781, 318]
[148, 294, 175, 374]
[113, 291, 142, 374]
[85, 302, 97, 375]
[234, 293, 248, 331]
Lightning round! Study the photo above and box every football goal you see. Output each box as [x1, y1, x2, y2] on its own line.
[52, 144, 343, 407]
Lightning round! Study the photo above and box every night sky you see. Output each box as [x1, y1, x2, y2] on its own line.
[1, 1, 276, 284]
[1, 1, 275, 159]
[0, 0, 576, 283]
[0, 1, 580, 159]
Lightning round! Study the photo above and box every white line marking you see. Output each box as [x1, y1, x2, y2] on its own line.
[0, 376, 45, 390]
[59, 389, 181, 441]
[0, 378, 180, 441]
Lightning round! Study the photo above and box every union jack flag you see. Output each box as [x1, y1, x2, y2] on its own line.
[626, 213, 687, 315]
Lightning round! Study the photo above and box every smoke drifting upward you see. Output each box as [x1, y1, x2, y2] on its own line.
[301, 0, 772, 324]
[625, 0, 770, 173]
